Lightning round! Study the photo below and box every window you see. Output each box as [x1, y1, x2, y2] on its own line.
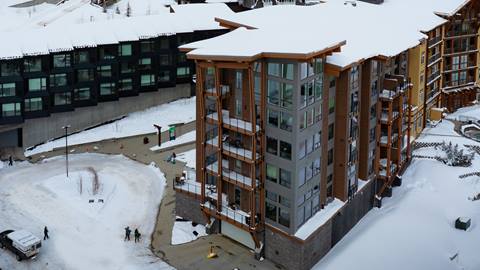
[118, 44, 132, 56]
[159, 70, 170, 82]
[97, 65, 112, 77]
[235, 99, 242, 117]
[177, 67, 190, 78]
[279, 141, 291, 160]
[54, 92, 71, 106]
[235, 71, 242, 90]
[278, 208, 290, 228]
[49, 73, 67, 87]
[267, 109, 279, 127]
[177, 53, 187, 63]
[100, 82, 115, 95]
[140, 74, 155, 86]
[279, 195, 290, 208]
[314, 158, 321, 175]
[28, 78, 46, 92]
[159, 37, 170, 49]
[74, 87, 90, 101]
[266, 190, 278, 202]
[281, 83, 293, 108]
[266, 164, 278, 183]
[267, 136, 278, 155]
[99, 46, 116, 60]
[120, 62, 135, 74]
[119, 78, 133, 91]
[138, 58, 152, 70]
[298, 167, 306, 187]
[24, 97, 42, 112]
[267, 63, 294, 80]
[328, 149, 334, 165]
[159, 54, 171, 66]
[328, 123, 334, 140]
[140, 40, 155, 53]
[307, 108, 314, 127]
[77, 69, 94, 82]
[315, 78, 323, 99]
[266, 202, 277, 222]
[314, 132, 321, 149]
[24, 58, 42, 73]
[329, 77, 336, 88]
[314, 58, 323, 74]
[280, 112, 292, 132]
[267, 80, 280, 105]
[74, 51, 89, 64]
[1, 103, 21, 117]
[0, 83, 15, 97]
[1, 61, 20, 77]
[53, 54, 71, 68]
[279, 168, 291, 188]
[315, 103, 322, 122]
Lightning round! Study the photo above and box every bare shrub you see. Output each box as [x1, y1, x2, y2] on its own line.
[87, 167, 100, 195]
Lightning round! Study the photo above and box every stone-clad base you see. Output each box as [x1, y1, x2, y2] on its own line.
[265, 180, 376, 270]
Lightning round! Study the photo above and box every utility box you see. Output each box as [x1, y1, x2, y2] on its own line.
[455, 217, 471, 231]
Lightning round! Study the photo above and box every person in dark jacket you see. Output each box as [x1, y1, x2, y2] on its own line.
[134, 228, 141, 243]
[8, 156, 13, 166]
[44, 226, 49, 240]
[124, 226, 131, 241]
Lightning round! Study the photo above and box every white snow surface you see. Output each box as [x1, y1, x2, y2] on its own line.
[25, 97, 196, 156]
[171, 218, 207, 245]
[313, 118, 480, 270]
[176, 149, 196, 169]
[0, 153, 172, 270]
[447, 105, 480, 122]
[184, 0, 468, 67]
[150, 130, 196, 152]
[294, 198, 344, 240]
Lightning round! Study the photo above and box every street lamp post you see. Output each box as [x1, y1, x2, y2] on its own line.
[153, 124, 162, 147]
[62, 125, 71, 178]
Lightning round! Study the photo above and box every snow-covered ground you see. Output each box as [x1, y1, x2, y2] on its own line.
[171, 217, 207, 245]
[25, 97, 196, 156]
[314, 116, 480, 270]
[447, 105, 480, 122]
[176, 149, 196, 169]
[0, 153, 172, 270]
[150, 131, 196, 152]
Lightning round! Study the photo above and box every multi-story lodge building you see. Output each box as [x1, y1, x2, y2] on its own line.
[174, 1, 479, 269]
[0, 4, 232, 150]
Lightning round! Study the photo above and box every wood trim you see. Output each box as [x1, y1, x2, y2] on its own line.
[214, 17, 258, 30]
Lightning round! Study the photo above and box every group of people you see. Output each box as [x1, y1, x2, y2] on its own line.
[124, 226, 141, 243]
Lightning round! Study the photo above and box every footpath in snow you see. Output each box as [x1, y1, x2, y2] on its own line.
[25, 97, 196, 157]
[0, 153, 172, 270]
[314, 117, 480, 270]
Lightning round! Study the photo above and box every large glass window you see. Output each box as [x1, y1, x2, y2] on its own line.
[0, 61, 20, 77]
[176, 67, 190, 78]
[159, 54, 171, 66]
[279, 168, 291, 189]
[279, 195, 290, 208]
[329, 96, 335, 114]
[140, 74, 155, 86]
[119, 78, 133, 91]
[97, 65, 112, 77]
[0, 83, 15, 97]
[100, 82, 115, 95]
[1, 103, 21, 117]
[99, 46, 116, 60]
[267, 80, 280, 105]
[267, 136, 278, 155]
[53, 54, 71, 68]
[28, 78, 46, 92]
[138, 58, 152, 70]
[49, 73, 67, 87]
[266, 164, 278, 183]
[118, 44, 132, 56]
[140, 40, 155, 53]
[267, 109, 279, 127]
[278, 208, 290, 228]
[77, 69, 94, 82]
[266, 202, 277, 222]
[120, 62, 135, 74]
[281, 83, 293, 109]
[74, 87, 90, 101]
[280, 141, 291, 160]
[24, 97, 42, 112]
[159, 70, 170, 82]
[280, 112, 292, 132]
[267, 63, 293, 80]
[24, 58, 42, 73]
[54, 92, 71, 106]
[74, 51, 89, 64]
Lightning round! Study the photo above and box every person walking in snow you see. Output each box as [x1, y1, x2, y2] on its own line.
[8, 156, 13, 166]
[44, 226, 49, 240]
[134, 228, 141, 243]
[171, 152, 176, 164]
[124, 226, 131, 241]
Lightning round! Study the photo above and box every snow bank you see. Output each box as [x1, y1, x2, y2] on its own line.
[0, 153, 172, 270]
[150, 130, 196, 152]
[25, 97, 196, 156]
[176, 149, 196, 169]
[314, 120, 480, 270]
[171, 217, 207, 245]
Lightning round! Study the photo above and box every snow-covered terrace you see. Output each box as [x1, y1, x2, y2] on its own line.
[182, 0, 469, 68]
[206, 159, 260, 188]
[206, 110, 261, 133]
[0, 3, 233, 60]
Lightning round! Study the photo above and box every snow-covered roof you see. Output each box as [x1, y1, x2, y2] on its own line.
[183, 0, 470, 67]
[0, 3, 233, 60]
[8, 230, 41, 248]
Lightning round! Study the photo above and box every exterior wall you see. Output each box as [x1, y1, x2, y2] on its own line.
[22, 83, 190, 148]
[175, 192, 205, 225]
[408, 41, 427, 138]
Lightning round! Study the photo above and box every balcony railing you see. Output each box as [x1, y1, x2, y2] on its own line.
[381, 110, 399, 123]
[206, 136, 261, 162]
[427, 71, 441, 85]
[206, 159, 259, 188]
[206, 85, 230, 96]
[427, 36, 442, 47]
[445, 28, 478, 38]
[427, 53, 441, 65]
[443, 63, 476, 72]
[426, 88, 440, 101]
[444, 45, 478, 55]
[203, 201, 253, 227]
[206, 110, 261, 134]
